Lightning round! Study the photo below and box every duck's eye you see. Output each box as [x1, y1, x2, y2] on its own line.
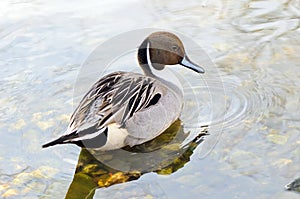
[172, 45, 178, 51]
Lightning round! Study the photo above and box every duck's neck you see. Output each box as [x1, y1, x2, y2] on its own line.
[137, 38, 155, 77]
[137, 39, 183, 98]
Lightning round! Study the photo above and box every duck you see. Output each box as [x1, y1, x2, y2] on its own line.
[42, 31, 205, 150]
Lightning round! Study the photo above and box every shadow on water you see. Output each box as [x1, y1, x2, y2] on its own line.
[65, 120, 208, 199]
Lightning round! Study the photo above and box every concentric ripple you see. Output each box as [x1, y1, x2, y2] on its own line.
[178, 73, 276, 158]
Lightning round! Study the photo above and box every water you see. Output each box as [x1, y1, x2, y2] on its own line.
[0, 0, 299, 198]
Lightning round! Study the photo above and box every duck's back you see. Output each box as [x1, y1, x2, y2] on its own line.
[68, 71, 183, 149]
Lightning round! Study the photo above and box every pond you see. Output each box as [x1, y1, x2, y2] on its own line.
[0, 0, 299, 198]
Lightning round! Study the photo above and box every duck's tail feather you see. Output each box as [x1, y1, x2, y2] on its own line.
[42, 124, 109, 148]
[42, 132, 78, 148]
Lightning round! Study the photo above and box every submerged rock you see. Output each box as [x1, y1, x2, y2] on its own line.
[285, 177, 300, 193]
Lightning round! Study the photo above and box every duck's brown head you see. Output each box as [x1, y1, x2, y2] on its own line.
[138, 31, 205, 74]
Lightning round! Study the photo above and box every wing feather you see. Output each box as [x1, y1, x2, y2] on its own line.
[68, 72, 160, 137]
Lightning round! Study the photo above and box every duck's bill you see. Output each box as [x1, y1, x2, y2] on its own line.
[180, 56, 205, 73]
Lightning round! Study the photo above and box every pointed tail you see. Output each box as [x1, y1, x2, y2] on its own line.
[42, 132, 78, 148]
[42, 137, 64, 148]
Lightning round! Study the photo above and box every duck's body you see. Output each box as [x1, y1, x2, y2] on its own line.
[42, 31, 204, 150]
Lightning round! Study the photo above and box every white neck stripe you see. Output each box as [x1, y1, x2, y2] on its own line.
[146, 41, 153, 68]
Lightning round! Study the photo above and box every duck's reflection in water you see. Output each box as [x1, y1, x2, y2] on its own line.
[66, 120, 208, 198]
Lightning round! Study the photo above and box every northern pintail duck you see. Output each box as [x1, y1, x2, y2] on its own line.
[42, 31, 205, 150]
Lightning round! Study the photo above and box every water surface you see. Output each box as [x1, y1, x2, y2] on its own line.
[0, 0, 299, 198]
